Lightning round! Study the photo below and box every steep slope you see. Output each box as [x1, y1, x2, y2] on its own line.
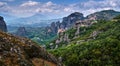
[0, 16, 7, 32]
[47, 10, 120, 49]
[49, 15, 120, 66]
[0, 31, 62, 66]
[47, 10, 120, 35]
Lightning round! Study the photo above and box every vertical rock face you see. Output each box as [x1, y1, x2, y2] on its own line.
[0, 16, 7, 32]
[16, 27, 27, 37]
[61, 12, 84, 29]
[48, 12, 84, 34]
[50, 21, 61, 34]
[50, 22, 57, 34]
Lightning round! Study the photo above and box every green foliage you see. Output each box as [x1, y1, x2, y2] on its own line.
[66, 28, 77, 39]
[26, 27, 56, 45]
[113, 15, 120, 19]
[49, 17, 120, 66]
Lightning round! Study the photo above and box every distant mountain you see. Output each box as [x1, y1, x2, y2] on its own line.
[0, 13, 17, 22]
[0, 16, 7, 32]
[7, 14, 62, 27]
[15, 27, 27, 37]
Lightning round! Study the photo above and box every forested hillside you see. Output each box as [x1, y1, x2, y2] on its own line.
[49, 15, 120, 66]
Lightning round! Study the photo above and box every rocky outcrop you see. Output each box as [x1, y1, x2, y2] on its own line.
[50, 22, 58, 34]
[60, 12, 84, 29]
[48, 10, 120, 49]
[90, 30, 102, 39]
[47, 10, 120, 35]
[86, 10, 120, 20]
[0, 16, 7, 32]
[0, 31, 62, 66]
[16, 27, 27, 37]
[47, 12, 84, 34]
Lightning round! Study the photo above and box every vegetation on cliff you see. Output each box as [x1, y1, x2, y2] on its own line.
[49, 15, 120, 66]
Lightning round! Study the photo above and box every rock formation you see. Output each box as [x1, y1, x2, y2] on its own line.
[60, 12, 84, 29]
[16, 27, 27, 37]
[47, 10, 120, 35]
[0, 16, 7, 32]
[47, 12, 84, 35]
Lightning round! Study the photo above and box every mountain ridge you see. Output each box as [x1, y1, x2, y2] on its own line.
[46, 10, 120, 36]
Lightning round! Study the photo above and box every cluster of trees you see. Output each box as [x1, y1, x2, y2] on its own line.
[49, 15, 120, 66]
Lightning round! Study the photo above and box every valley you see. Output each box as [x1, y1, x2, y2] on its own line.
[0, 1, 120, 65]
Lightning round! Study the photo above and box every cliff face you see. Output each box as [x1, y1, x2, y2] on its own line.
[0, 31, 62, 66]
[48, 10, 120, 35]
[48, 12, 84, 34]
[61, 12, 84, 29]
[48, 10, 120, 49]
[0, 16, 7, 32]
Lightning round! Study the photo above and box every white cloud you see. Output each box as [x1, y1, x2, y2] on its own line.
[66, 0, 120, 16]
[0, 0, 120, 18]
[64, 7, 75, 12]
[0, 2, 7, 7]
[3, 1, 63, 18]
[0, 0, 15, 2]
[45, 1, 54, 7]
[20, 1, 39, 7]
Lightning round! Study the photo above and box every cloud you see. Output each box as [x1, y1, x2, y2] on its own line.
[0, 1, 11, 14]
[45, 1, 54, 7]
[64, 7, 75, 12]
[0, 0, 15, 2]
[66, 0, 120, 16]
[20, 1, 39, 7]
[0, 1, 63, 18]
[0, 2, 7, 7]
[0, 0, 120, 18]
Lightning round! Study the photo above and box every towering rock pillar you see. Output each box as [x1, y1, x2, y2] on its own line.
[16, 27, 27, 37]
[0, 16, 7, 32]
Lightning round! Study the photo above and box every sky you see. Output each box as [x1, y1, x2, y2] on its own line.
[0, 0, 120, 19]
